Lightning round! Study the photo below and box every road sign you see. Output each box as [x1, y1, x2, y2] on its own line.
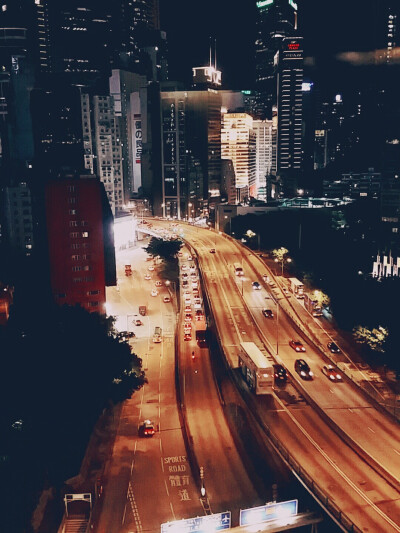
[161, 511, 231, 533]
[240, 500, 298, 526]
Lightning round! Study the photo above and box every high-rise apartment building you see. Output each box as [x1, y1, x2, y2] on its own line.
[274, 36, 304, 197]
[253, 119, 273, 201]
[81, 94, 124, 215]
[45, 174, 116, 312]
[221, 113, 256, 202]
[255, 0, 297, 119]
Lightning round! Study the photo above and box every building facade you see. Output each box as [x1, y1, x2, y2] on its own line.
[45, 175, 116, 313]
[221, 113, 256, 202]
[255, 0, 297, 119]
[253, 119, 273, 201]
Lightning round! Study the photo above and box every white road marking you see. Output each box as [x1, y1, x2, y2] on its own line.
[164, 478, 170, 496]
[170, 501, 176, 520]
[122, 502, 127, 524]
[393, 449, 400, 456]
[368, 427, 375, 433]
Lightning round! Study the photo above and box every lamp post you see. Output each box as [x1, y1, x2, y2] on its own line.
[274, 256, 291, 276]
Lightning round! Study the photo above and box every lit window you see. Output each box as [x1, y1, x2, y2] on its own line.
[82, 232, 89, 238]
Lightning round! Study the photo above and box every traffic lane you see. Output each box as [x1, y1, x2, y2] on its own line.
[130, 339, 202, 530]
[261, 403, 400, 532]
[180, 332, 261, 517]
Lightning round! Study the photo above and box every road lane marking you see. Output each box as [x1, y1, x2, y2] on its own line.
[164, 478, 170, 497]
[170, 502, 176, 520]
[393, 449, 400, 456]
[368, 427, 375, 433]
[273, 393, 400, 531]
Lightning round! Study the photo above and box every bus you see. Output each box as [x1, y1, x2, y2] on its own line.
[304, 293, 323, 316]
[237, 342, 274, 394]
[289, 278, 304, 298]
[234, 263, 244, 276]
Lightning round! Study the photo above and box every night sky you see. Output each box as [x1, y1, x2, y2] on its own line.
[160, 0, 381, 90]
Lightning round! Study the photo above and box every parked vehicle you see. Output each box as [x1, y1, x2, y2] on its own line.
[139, 305, 146, 316]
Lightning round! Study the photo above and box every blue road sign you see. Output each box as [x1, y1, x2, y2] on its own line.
[161, 511, 231, 533]
[240, 500, 298, 526]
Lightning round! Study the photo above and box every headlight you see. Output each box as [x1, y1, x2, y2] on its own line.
[309, 371, 313, 376]
[330, 375, 335, 380]
[337, 375, 341, 379]
[296, 347, 300, 351]
[301, 371, 306, 376]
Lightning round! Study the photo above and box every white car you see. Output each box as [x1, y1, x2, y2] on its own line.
[144, 274, 151, 280]
[163, 296, 171, 303]
[181, 264, 187, 270]
[148, 266, 155, 271]
[192, 281, 198, 289]
[187, 255, 193, 261]
[151, 289, 158, 297]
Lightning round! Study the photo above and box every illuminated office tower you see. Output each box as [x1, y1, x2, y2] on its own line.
[275, 36, 304, 197]
[221, 113, 256, 203]
[255, 0, 297, 119]
[253, 119, 273, 201]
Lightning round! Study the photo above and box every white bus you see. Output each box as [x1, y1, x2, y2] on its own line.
[153, 326, 162, 343]
[238, 342, 274, 394]
[289, 278, 304, 298]
[234, 263, 244, 276]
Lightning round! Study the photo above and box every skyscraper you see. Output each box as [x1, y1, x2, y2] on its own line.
[221, 113, 256, 203]
[255, 0, 297, 120]
[274, 36, 304, 197]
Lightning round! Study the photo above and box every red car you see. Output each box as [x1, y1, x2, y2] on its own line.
[289, 340, 306, 352]
[184, 333, 192, 341]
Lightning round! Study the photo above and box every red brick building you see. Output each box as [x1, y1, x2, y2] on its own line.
[45, 175, 115, 313]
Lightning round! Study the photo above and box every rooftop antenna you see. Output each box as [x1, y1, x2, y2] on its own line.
[214, 38, 217, 69]
[209, 36, 212, 67]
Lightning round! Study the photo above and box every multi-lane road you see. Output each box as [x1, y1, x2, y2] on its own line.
[95, 222, 400, 533]
[150, 221, 400, 532]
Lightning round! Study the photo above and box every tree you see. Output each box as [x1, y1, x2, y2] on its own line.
[310, 289, 330, 308]
[145, 237, 183, 262]
[271, 247, 289, 263]
[353, 325, 389, 353]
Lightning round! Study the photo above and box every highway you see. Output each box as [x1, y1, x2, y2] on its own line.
[149, 221, 400, 532]
[95, 240, 263, 532]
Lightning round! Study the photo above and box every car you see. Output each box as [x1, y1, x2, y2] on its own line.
[163, 296, 171, 303]
[144, 274, 152, 280]
[327, 341, 341, 353]
[151, 289, 158, 297]
[194, 301, 202, 309]
[289, 340, 306, 352]
[153, 335, 162, 343]
[187, 255, 193, 261]
[322, 364, 342, 381]
[184, 290, 190, 295]
[195, 309, 203, 317]
[184, 296, 191, 304]
[294, 359, 313, 380]
[184, 333, 192, 341]
[193, 288, 199, 296]
[252, 281, 261, 290]
[262, 308, 274, 318]
[178, 252, 183, 257]
[191, 271, 197, 277]
[185, 305, 192, 312]
[182, 280, 189, 287]
[182, 272, 188, 278]
[273, 364, 287, 384]
[209, 248, 216, 253]
[262, 274, 270, 283]
[184, 323, 192, 332]
[148, 266, 155, 271]
[155, 280, 162, 287]
[134, 319, 143, 326]
[139, 419, 155, 437]
[181, 264, 187, 270]
[192, 281, 198, 289]
[117, 331, 135, 340]
[184, 313, 192, 322]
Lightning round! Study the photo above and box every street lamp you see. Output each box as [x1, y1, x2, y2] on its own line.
[274, 256, 291, 276]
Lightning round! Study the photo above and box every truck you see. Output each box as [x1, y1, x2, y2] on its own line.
[289, 277, 304, 298]
[125, 264, 132, 276]
[304, 293, 323, 317]
[195, 320, 207, 347]
[139, 305, 147, 316]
